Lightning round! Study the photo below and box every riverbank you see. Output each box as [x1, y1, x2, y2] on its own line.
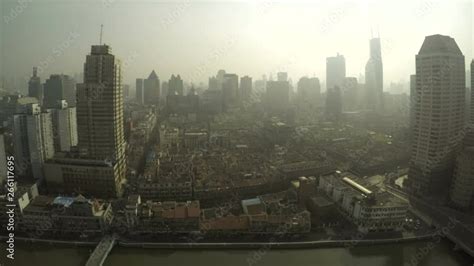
[1, 233, 437, 250]
[2, 239, 472, 266]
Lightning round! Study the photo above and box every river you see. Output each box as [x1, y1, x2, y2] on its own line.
[0, 239, 472, 266]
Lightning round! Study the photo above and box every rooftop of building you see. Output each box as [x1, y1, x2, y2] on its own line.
[418, 34, 463, 55]
[321, 172, 407, 208]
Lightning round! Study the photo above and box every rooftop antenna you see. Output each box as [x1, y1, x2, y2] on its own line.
[99, 24, 103, 45]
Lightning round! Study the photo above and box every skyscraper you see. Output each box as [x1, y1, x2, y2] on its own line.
[136, 78, 144, 104]
[13, 103, 54, 180]
[326, 54, 346, 90]
[77, 45, 126, 161]
[123, 84, 130, 99]
[325, 87, 343, 120]
[45, 44, 126, 198]
[265, 80, 290, 113]
[222, 73, 239, 107]
[277, 72, 288, 82]
[161, 81, 169, 105]
[297, 77, 321, 106]
[365, 38, 384, 112]
[240, 76, 252, 102]
[341, 77, 358, 111]
[209, 77, 219, 91]
[144, 70, 160, 105]
[216, 69, 226, 91]
[169, 74, 184, 96]
[326, 54, 345, 119]
[407, 35, 466, 198]
[28, 67, 43, 106]
[43, 74, 76, 108]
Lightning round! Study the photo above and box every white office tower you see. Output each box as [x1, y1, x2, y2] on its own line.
[49, 100, 78, 152]
[408, 35, 466, 198]
[13, 103, 54, 180]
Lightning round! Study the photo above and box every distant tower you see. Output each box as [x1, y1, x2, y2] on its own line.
[28, 67, 43, 105]
[265, 80, 290, 113]
[277, 72, 288, 82]
[297, 77, 321, 106]
[43, 74, 76, 108]
[326, 54, 345, 120]
[240, 76, 253, 101]
[326, 54, 346, 90]
[222, 73, 239, 107]
[365, 37, 384, 112]
[407, 35, 466, 198]
[169, 74, 184, 96]
[144, 70, 160, 105]
[136, 78, 144, 104]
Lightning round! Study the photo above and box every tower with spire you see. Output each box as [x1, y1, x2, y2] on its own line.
[365, 30, 384, 112]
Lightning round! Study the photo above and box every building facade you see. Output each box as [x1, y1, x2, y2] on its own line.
[408, 35, 466, 198]
[28, 67, 43, 106]
[144, 70, 160, 105]
[450, 147, 474, 210]
[136, 78, 144, 104]
[49, 100, 78, 152]
[43, 74, 76, 108]
[13, 103, 54, 180]
[45, 45, 127, 198]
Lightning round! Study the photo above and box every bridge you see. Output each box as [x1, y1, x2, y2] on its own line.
[85, 234, 117, 266]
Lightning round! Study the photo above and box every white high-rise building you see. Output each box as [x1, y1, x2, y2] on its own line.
[13, 103, 54, 180]
[49, 100, 78, 152]
[408, 35, 466, 198]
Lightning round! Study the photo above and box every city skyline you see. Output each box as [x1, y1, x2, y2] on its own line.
[1, 0, 472, 90]
[1, 1, 474, 265]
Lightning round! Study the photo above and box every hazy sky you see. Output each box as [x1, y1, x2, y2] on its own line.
[1, 0, 473, 91]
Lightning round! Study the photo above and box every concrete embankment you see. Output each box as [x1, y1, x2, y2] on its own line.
[1, 234, 436, 250]
[117, 234, 435, 249]
[0, 235, 98, 247]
